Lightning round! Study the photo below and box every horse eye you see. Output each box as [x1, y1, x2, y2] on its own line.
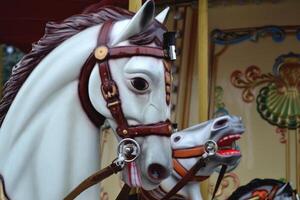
[131, 77, 149, 91]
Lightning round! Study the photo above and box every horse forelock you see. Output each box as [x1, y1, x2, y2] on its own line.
[0, 5, 167, 126]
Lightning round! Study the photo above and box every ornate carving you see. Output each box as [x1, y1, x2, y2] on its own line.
[231, 53, 300, 129]
[211, 26, 286, 45]
[209, 172, 240, 199]
[231, 65, 275, 103]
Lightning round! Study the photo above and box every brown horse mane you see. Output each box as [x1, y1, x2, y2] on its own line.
[0, 5, 166, 126]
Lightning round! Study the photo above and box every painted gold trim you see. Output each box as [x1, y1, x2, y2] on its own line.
[296, 128, 300, 193]
[129, 0, 142, 13]
[286, 132, 291, 182]
[0, 45, 3, 96]
[173, 6, 188, 129]
[182, 7, 197, 128]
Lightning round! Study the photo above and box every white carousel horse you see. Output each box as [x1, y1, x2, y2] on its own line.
[141, 115, 245, 200]
[0, 1, 174, 199]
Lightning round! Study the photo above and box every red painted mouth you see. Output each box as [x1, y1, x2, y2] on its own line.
[217, 134, 241, 156]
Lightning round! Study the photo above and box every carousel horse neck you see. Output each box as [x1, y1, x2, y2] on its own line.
[78, 20, 173, 139]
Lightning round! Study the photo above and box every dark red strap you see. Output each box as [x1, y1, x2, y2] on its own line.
[96, 21, 172, 138]
[64, 162, 123, 200]
[109, 46, 166, 58]
[115, 184, 131, 200]
[78, 54, 105, 127]
[97, 21, 113, 46]
[117, 121, 173, 138]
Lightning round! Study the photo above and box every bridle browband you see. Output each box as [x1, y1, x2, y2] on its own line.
[78, 20, 173, 138]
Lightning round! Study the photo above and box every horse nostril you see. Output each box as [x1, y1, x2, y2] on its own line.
[147, 163, 168, 181]
[214, 118, 229, 129]
[173, 136, 181, 142]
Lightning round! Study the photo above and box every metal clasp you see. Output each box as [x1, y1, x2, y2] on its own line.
[204, 140, 218, 157]
[101, 84, 117, 100]
[117, 138, 141, 163]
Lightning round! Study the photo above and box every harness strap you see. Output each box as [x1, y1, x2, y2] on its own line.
[115, 184, 131, 200]
[161, 156, 207, 200]
[78, 54, 105, 127]
[64, 162, 123, 200]
[172, 159, 209, 182]
[173, 146, 205, 158]
[95, 21, 173, 138]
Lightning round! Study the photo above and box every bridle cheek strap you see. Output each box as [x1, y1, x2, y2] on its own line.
[94, 21, 172, 138]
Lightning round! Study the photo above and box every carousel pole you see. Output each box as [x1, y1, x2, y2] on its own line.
[198, 0, 209, 199]
[129, 0, 142, 13]
[296, 129, 300, 193]
[0, 45, 3, 96]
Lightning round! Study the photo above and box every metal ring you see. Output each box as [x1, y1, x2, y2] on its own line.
[117, 138, 141, 163]
[204, 140, 218, 156]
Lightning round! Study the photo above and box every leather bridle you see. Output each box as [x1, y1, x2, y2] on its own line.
[161, 140, 227, 200]
[172, 146, 209, 182]
[78, 20, 173, 138]
[68, 21, 228, 200]
[65, 20, 175, 200]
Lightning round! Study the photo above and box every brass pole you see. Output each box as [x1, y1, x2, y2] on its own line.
[198, 0, 209, 199]
[296, 129, 300, 193]
[129, 0, 142, 12]
[0, 45, 3, 96]
[285, 132, 290, 182]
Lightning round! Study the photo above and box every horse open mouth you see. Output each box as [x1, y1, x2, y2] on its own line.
[216, 134, 241, 156]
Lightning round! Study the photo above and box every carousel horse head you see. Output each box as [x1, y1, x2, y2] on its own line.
[228, 178, 297, 200]
[170, 115, 245, 178]
[0, 1, 173, 199]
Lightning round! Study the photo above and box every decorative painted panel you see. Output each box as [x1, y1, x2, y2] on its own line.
[209, 25, 300, 198]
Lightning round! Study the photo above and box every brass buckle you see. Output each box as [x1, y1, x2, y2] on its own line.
[101, 84, 117, 100]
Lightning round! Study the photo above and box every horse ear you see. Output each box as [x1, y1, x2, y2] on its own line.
[155, 7, 170, 24]
[111, 0, 155, 46]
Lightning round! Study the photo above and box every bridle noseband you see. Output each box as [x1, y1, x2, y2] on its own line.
[79, 20, 174, 138]
[172, 145, 209, 182]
